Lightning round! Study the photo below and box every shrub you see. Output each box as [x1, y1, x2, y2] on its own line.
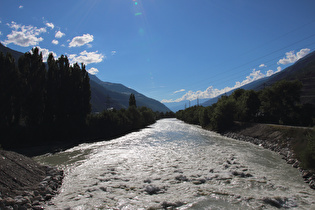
[300, 130, 315, 169]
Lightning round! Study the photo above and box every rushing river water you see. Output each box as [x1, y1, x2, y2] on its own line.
[35, 119, 315, 209]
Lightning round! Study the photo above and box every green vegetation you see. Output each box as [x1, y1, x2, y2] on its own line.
[276, 126, 315, 169]
[87, 106, 156, 140]
[0, 49, 171, 151]
[176, 80, 315, 169]
[177, 80, 314, 131]
[300, 131, 315, 169]
[129, 93, 137, 107]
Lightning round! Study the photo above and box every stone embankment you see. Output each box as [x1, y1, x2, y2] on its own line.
[0, 150, 64, 209]
[223, 132, 315, 190]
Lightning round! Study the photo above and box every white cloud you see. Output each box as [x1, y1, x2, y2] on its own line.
[69, 50, 105, 65]
[162, 86, 225, 103]
[266, 66, 282, 77]
[162, 69, 267, 103]
[19, 5, 23, 9]
[69, 34, 94, 47]
[32, 46, 57, 62]
[266, 70, 274, 77]
[3, 21, 46, 47]
[173, 89, 185, 94]
[277, 48, 310, 65]
[52, 39, 59, 45]
[0, 31, 2, 36]
[45, 22, 54, 29]
[55, 31, 65, 38]
[162, 48, 312, 104]
[87, 67, 99, 75]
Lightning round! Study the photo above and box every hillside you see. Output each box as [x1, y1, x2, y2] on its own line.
[202, 51, 315, 107]
[0, 43, 171, 113]
[89, 75, 171, 113]
[0, 43, 23, 64]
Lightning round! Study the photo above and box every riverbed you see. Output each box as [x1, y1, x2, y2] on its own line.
[35, 119, 315, 209]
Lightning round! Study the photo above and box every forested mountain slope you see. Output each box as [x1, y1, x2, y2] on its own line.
[89, 75, 170, 112]
[202, 51, 315, 107]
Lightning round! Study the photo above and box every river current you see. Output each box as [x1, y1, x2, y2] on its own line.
[35, 119, 315, 209]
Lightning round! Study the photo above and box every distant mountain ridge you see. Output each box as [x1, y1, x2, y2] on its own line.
[164, 50, 315, 112]
[165, 51, 315, 111]
[0, 43, 23, 64]
[201, 50, 315, 107]
[0, 43, 171, 113]
[89, 75, 171, 112]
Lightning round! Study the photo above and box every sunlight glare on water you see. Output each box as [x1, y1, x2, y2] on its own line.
[36, 119, 315, 209]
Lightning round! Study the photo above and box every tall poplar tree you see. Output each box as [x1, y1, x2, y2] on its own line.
[0, 52, 20, 128]
[129, 93, 136, 107]
[18, 48, 46, 126]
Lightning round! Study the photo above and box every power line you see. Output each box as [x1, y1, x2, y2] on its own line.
[180, 33, 315, 91]
[172, 18, 315, 91]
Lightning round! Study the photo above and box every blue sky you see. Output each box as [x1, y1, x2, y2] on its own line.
[1, 0, 315, 105]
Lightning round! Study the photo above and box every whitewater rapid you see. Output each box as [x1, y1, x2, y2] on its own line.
[35, 119, 315, 209]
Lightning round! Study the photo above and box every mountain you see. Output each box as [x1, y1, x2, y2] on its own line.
[89, 75, 171, 113]
[165, 50, 315, 111]
[201, 50, 315, 107]
[0, 43, 24, 63]
[0, 43, 171, 113]
[165, 99, 209, 112]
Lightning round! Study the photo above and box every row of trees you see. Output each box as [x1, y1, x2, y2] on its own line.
[176, 80, 314, 132]
[0, 49, 163, 150]
[87, 105, 156, 140]
[0, 48, 91, 130]
[86, 93, 177, 141]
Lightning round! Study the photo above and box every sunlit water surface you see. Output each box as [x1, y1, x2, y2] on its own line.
[35, 119, 315, 209]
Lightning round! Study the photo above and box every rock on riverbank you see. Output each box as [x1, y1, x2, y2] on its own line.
[0, 149, 63, 209]
[222, 122, 315, 190]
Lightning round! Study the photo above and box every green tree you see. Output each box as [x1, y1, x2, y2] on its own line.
[231, 88, 246, 101]
[199, 107, 209, 128]
[127, 106, 142, 129]
[210, 96, 236, 132]
[46, 54, 91, 127]
[45, 53, 58, 124]
[129, 93, 137, 107]
[18, 47, 47, 126]
[0, 52, 21, 128]
[139, 106, 155, 125]
[260, 80, 302, 125]
[236, 90, 260, 121]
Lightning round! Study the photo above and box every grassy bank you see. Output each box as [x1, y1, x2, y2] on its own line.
[225, 122, 315, 170]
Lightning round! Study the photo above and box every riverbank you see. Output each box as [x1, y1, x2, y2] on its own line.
[219, 122, 315, 190]
[0, 149, 64, 209]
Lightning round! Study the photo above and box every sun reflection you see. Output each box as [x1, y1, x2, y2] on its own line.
[132, 0, 143, 16]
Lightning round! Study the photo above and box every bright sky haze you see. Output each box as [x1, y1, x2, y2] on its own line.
[1, 0, 315, 105]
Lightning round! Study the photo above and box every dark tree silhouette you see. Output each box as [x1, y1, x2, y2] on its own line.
[18, 47, 46, 126]
[129, 93, 137, 107]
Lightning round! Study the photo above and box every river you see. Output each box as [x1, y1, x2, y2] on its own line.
[35, 119, 315, 209]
